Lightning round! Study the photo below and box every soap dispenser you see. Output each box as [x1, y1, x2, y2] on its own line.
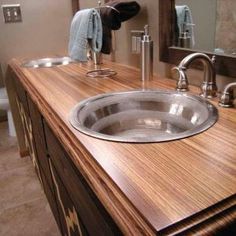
[178, 23, 191, 48]
[179, 31, 191, 48]
[141, 25, 153, 81]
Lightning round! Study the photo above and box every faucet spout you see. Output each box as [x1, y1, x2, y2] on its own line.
[175, 53, 217, 98]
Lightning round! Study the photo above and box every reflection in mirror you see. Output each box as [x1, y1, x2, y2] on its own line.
[173, 0, 236, 57]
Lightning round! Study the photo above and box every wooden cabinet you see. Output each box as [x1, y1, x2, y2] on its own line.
[12, 75, 121, 236]
[44, 122, 121, 236]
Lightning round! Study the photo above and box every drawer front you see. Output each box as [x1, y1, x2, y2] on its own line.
[27, 96, 54, 190]
[50, 160, 88, 236]
[44, 122, 121, 236]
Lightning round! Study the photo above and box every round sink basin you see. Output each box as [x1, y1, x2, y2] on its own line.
[69, 90, 218, 143]
[22, 57, 75, 68]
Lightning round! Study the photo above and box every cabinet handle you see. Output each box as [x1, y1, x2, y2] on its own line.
[49, 160, 83, 236]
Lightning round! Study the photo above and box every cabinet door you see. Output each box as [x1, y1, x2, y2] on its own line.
[15, 92, 42, 184]
[40, 166, 62, 233]
[49, 160, 88, 236]
[27, 96, 62, 232]
[27, 95, 54, 190]
[44, 122, 121, 236]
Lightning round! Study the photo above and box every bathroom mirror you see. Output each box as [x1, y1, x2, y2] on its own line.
[174, 0, 236, 56]
[159, 0, 236, 78]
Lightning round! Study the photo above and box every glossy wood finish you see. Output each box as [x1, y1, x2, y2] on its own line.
[159, 0, 236, 78]
[7, 59, 236, 235]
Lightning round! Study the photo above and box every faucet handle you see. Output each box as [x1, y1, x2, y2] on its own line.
[211, 55, 216, 64]
[172, 66, 189, 92]
[219, 92, 233, 108]
[219, 82, 236, 108]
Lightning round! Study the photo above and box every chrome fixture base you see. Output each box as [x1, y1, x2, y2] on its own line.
[86, 68, 117, 78]
[69, 90, 218, 143]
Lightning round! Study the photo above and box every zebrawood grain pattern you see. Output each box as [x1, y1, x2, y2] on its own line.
[7, 59, 236, 235]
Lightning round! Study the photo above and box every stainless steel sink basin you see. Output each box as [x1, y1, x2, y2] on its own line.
[69, 90, 218, 143]
[22, 57, 75, 68]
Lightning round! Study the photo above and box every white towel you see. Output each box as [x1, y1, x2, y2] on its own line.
[175, 5, 195, 47]
[68, 9, 103, 62]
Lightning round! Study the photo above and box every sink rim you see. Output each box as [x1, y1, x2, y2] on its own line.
[21, 56, 76, 68]
[69, 89, 218, 143]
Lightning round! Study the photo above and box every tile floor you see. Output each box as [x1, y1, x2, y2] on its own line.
[0, 122, 60, 236]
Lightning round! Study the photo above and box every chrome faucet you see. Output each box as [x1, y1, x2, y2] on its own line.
[173, 53, 217, 98]
[219, 82, 236, 107]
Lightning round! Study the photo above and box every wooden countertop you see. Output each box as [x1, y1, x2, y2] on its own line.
[8, 59, 236, 235]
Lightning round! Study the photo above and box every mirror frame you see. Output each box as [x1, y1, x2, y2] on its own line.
[72, 0, 80, 15]
[159, 0, 236, 78]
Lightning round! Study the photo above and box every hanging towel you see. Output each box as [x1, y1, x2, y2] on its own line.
[68, 9, 103, 62]
[100, 1, 140, 54]
[175, 5, 195, 47]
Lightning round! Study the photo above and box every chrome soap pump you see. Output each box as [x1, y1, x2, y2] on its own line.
[141, 25, 153, 81]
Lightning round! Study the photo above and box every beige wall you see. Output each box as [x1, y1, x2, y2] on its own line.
[0, 0, 73, 79]
[1, 0, 235, 91]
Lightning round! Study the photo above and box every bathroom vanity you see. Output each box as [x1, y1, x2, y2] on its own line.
[6, 59, 236, 235]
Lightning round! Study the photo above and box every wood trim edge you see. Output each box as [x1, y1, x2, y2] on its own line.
[71, 0, 80, 15]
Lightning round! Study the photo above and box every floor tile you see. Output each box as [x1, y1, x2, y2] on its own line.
[0, 122, 17, 149]
[0, 145, 32, 173]
[0, 163, 44, 212]
[0, 198, 60, 236]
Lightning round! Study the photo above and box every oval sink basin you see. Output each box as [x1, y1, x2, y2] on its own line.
[22, 57, 75, 68]
[69, 90, 218, 143]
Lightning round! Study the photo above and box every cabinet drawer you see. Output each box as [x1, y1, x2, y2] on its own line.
[44, 122, 121, 236]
